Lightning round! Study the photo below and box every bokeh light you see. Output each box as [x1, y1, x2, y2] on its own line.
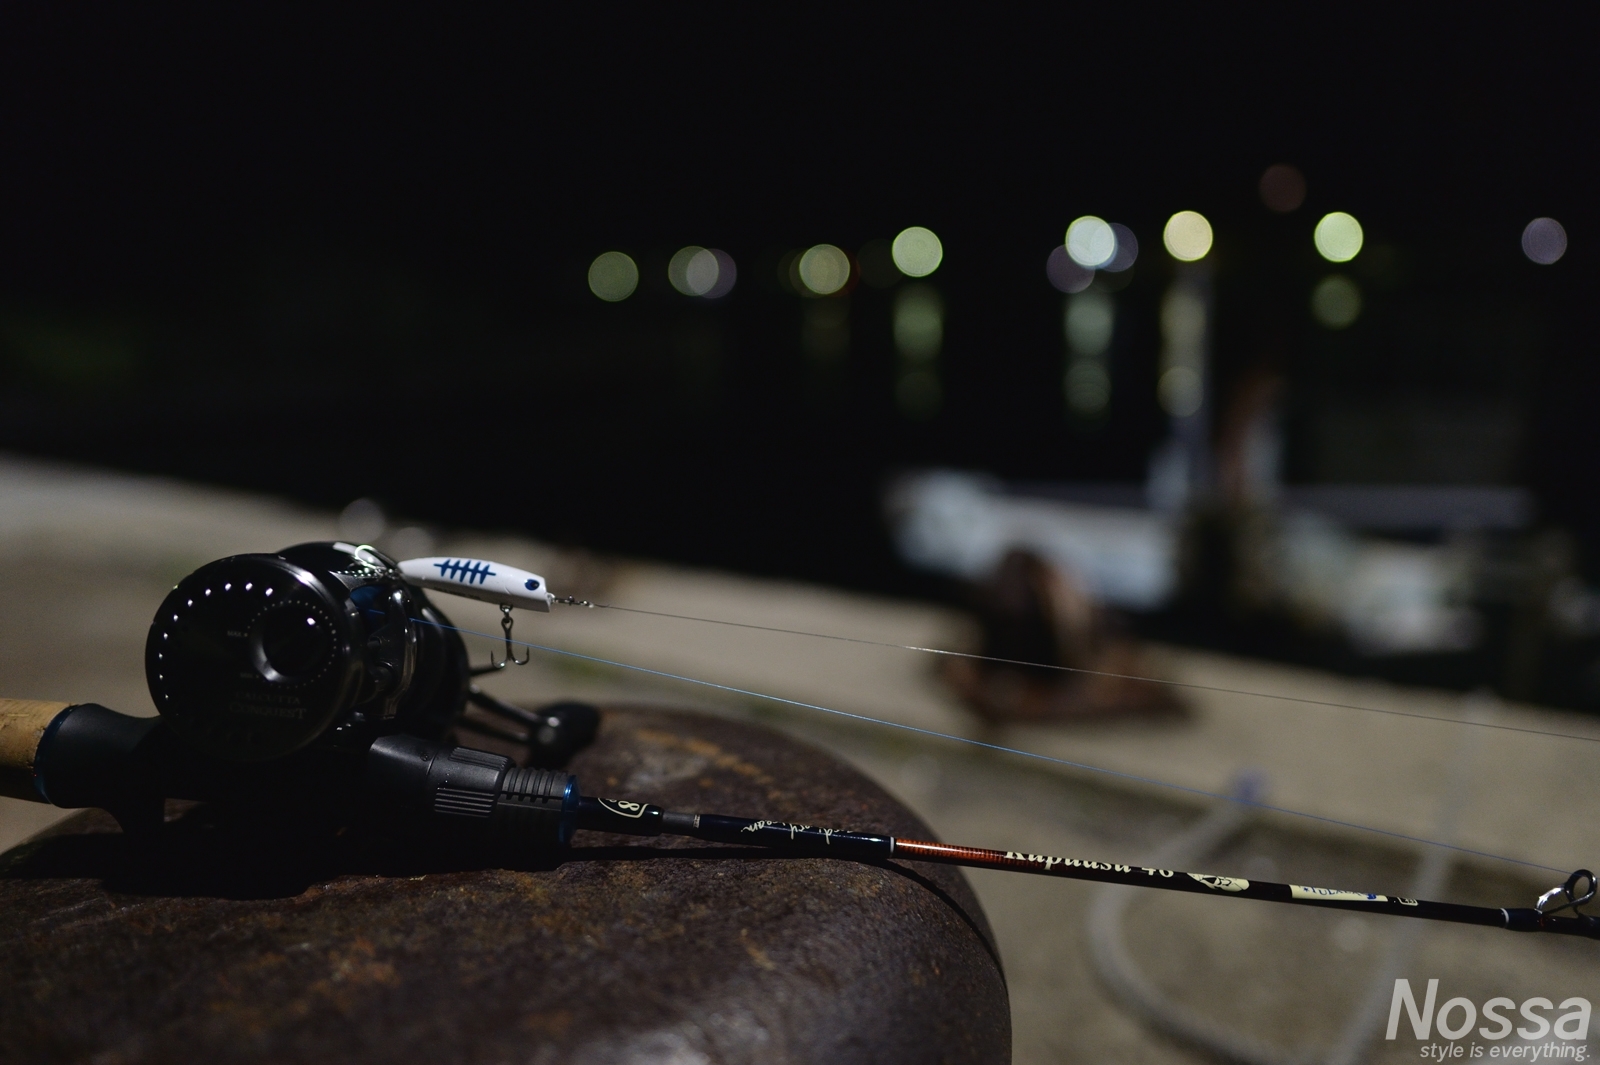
[1046, 246, 1094, 293]
[1259, 164, 1307, 212]
[667, 246, 737, 298]
[705, 249, 737, 298]
[1158, 367, 1202, 417]
[588, 251, 639, 302]
[892, 227, 943, 277]
[1162, 211, 1213, 262]
[1158, 286, 1206, 419]
[1103, 224, 1138, 272]
[1065, 291, 1114, 357]
[668, 246, 714, 296]
[1522, 218, 1568, 265]
[1311, 275, 1362, 328]
[798, 244, 852, 295]
[1314, 212, 1364, 262]
[1160, 288, 1206, 350]
[894, 284, 943, 361]
[1066, 216, 1117, 269]
[1065, 361, 1111, 416]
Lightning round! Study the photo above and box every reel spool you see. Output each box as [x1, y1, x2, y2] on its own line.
[147, 542, 469, 761]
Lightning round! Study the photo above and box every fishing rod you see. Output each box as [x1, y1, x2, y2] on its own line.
[564, 790, 1600, 941]
[1, 542, 1595, 943]
[8, 695, 1596, 942]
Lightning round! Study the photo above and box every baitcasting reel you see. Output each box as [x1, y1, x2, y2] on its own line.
[148, 541, 470, 761]
[1, 541, 595, 845]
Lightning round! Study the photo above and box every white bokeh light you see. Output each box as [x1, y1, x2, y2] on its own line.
[1067, 216, 1117, 269]
[798, 244, 852, 295]
[1162, 212, 1213, 262]
[1522, 218, 1568, 265]
[665, 246, 735, 297]
[892, 227, 943, 277]
[668, 246, 719, 296]
[1314, 212, 1364, 262]
[685, 251, 719, 295]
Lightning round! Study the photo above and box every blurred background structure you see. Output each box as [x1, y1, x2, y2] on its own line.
[3, 10, 1596, 706]
[3, 9, 1600, 1061]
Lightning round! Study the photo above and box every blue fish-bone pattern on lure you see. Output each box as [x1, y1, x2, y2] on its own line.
[433, 559, 497, 585]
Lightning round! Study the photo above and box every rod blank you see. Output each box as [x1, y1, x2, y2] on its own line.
[575, 796, 1600, 940]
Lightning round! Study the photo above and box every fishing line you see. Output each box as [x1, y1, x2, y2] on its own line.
[552, 599, 1600, 747]
[438, 618, 1569, 876]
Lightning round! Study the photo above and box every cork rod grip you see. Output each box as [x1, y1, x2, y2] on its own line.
[0, 699, 71, 802]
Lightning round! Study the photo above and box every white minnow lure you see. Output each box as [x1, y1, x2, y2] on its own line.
[398, 557, 554, 612]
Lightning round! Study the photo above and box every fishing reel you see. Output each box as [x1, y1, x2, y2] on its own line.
[2, 541, 597, 845]
[148, 541, 468, 761]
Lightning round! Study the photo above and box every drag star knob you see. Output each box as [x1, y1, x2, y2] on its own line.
[399, 557, 554, 612]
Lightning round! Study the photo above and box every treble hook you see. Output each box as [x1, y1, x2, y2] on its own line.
[485, 603, 531, 670]
[1535, 869, 1597, 917]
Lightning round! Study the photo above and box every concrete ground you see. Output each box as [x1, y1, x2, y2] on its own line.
[2, 454, 1596, 1063]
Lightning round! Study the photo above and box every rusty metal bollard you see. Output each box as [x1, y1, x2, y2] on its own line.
[0, 707, 1010, 1064]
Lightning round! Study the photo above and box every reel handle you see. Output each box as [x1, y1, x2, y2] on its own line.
[1, 698, 582, 850]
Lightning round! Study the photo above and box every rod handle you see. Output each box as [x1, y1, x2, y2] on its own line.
[0, 699, 72, 802]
